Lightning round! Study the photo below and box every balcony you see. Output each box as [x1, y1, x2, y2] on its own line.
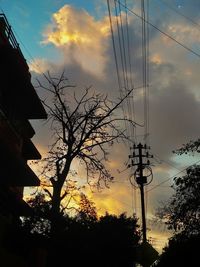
[0, 14, 47, 120]
[0, 138, 40, 186]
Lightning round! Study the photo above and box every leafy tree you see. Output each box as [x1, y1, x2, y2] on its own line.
[157, 165, 200, 237]
[154, 143, 200, 266]
[153, 234, 200, 267]
[22, 193, 51, 236]
[35, 71, 136, 234]
[93, 213, 140, 267]
[47, 212, 140, 267]
[174, 138, 200, 154]
[22, 193, 141, 267]
[76, 193, 97, 222]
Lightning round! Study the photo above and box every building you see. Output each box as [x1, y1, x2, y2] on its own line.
[0, 13, 47, 266]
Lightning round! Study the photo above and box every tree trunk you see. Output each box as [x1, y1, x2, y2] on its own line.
[50, 183, 62, 237]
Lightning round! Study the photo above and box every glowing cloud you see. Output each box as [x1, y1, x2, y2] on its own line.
[42, 5, 110, 77]
[151, 54, 162, 65]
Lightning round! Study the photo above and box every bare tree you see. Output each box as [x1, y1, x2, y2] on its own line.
[36, 71, 137, 234]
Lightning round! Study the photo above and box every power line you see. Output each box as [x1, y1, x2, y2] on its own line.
[118, 1, 135, 141]
[147, 159, 200, 193]
[107, 0, 141, 146]
[153, 153, 183, 172]
[116, 0, 200, 59]
[156, 0, 200, 29]
[124, 0, 137, 142]
[115, 0, 133, 141]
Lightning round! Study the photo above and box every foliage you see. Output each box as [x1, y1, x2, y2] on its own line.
[155, 141, 200, 266]
[22, 193, 141, 267]
[22, 193, 52, 236]
[22, 192, 97, 236]
[47, 212, 140, 267]
[157, 165, 200, 237]
[154, 234, 200, 267]
[76, 193, 97, 222]
[174, 138, 200, 154]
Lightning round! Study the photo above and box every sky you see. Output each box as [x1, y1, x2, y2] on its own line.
[2, 0, 200, 251]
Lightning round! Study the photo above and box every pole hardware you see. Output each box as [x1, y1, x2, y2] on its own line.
[128, 143, 153, 243]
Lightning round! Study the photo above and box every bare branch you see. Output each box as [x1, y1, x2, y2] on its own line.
[34, 72, 137, 222]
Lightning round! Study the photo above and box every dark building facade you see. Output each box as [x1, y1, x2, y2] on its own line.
[0, 13, 47, 266]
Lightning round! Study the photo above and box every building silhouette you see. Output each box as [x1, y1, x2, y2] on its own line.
[0, 13, 47, 266]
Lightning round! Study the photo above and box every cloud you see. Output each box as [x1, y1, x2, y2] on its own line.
[84, 181, 132, 216]
[41, 5, 110, 77]
[29, 58, 50, 74]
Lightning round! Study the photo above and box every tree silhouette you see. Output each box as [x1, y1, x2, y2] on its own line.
[22, 193, 51, 236]
[94, 213, 140, 267]
[174, 138, 200, 154]
[76, 193, 97, 222]
[155, 143, 200, 266]
[22, 193, 141, 267]
[153, 234, 200, 267]
[47, 212, 140, 267]
[157, 164, 200, 237]
[35, 71, 137, 235]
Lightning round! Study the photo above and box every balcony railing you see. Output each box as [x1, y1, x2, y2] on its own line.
[0, 13, 26, 64]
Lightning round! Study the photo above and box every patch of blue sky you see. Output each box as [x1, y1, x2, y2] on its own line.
[0, 1, 101, 64]
[171, 153, 200, 169]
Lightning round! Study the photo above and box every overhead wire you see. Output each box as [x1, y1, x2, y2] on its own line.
[107, 0, 130, 143]
[141, 0, 148, 222]
[141, 0, 148, 143]
[114, 0, 127, 91]
[107, 1, 153, 220]
[107, 0, 122, 92]
[157, 0, 200, 29]
[118, 1, 129, 90]
[107, 0, 200, 234]
[114, 1, 132, 140]
[147, 159, 200, 193]
[146, 0, 150, 146]
[146, 0, 150, 223]
[107, 0, 200, 222]
[107, 0, 139, 146]
[107, 0, 141, 217]
[116, 0, 200, 59]
[125, 0, 137, 142]
[118, 1, 136, 143]
[122, 0, 139, 216]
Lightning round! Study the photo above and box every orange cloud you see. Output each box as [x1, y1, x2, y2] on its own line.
[151, 54, 162, 65]
[84, 181, 133, 217]
[42, 5, 110, 77]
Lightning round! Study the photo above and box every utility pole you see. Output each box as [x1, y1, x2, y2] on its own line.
[129, 143, 153, 243]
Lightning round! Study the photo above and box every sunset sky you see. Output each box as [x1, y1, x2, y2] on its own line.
[2, 0, 200, 251]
